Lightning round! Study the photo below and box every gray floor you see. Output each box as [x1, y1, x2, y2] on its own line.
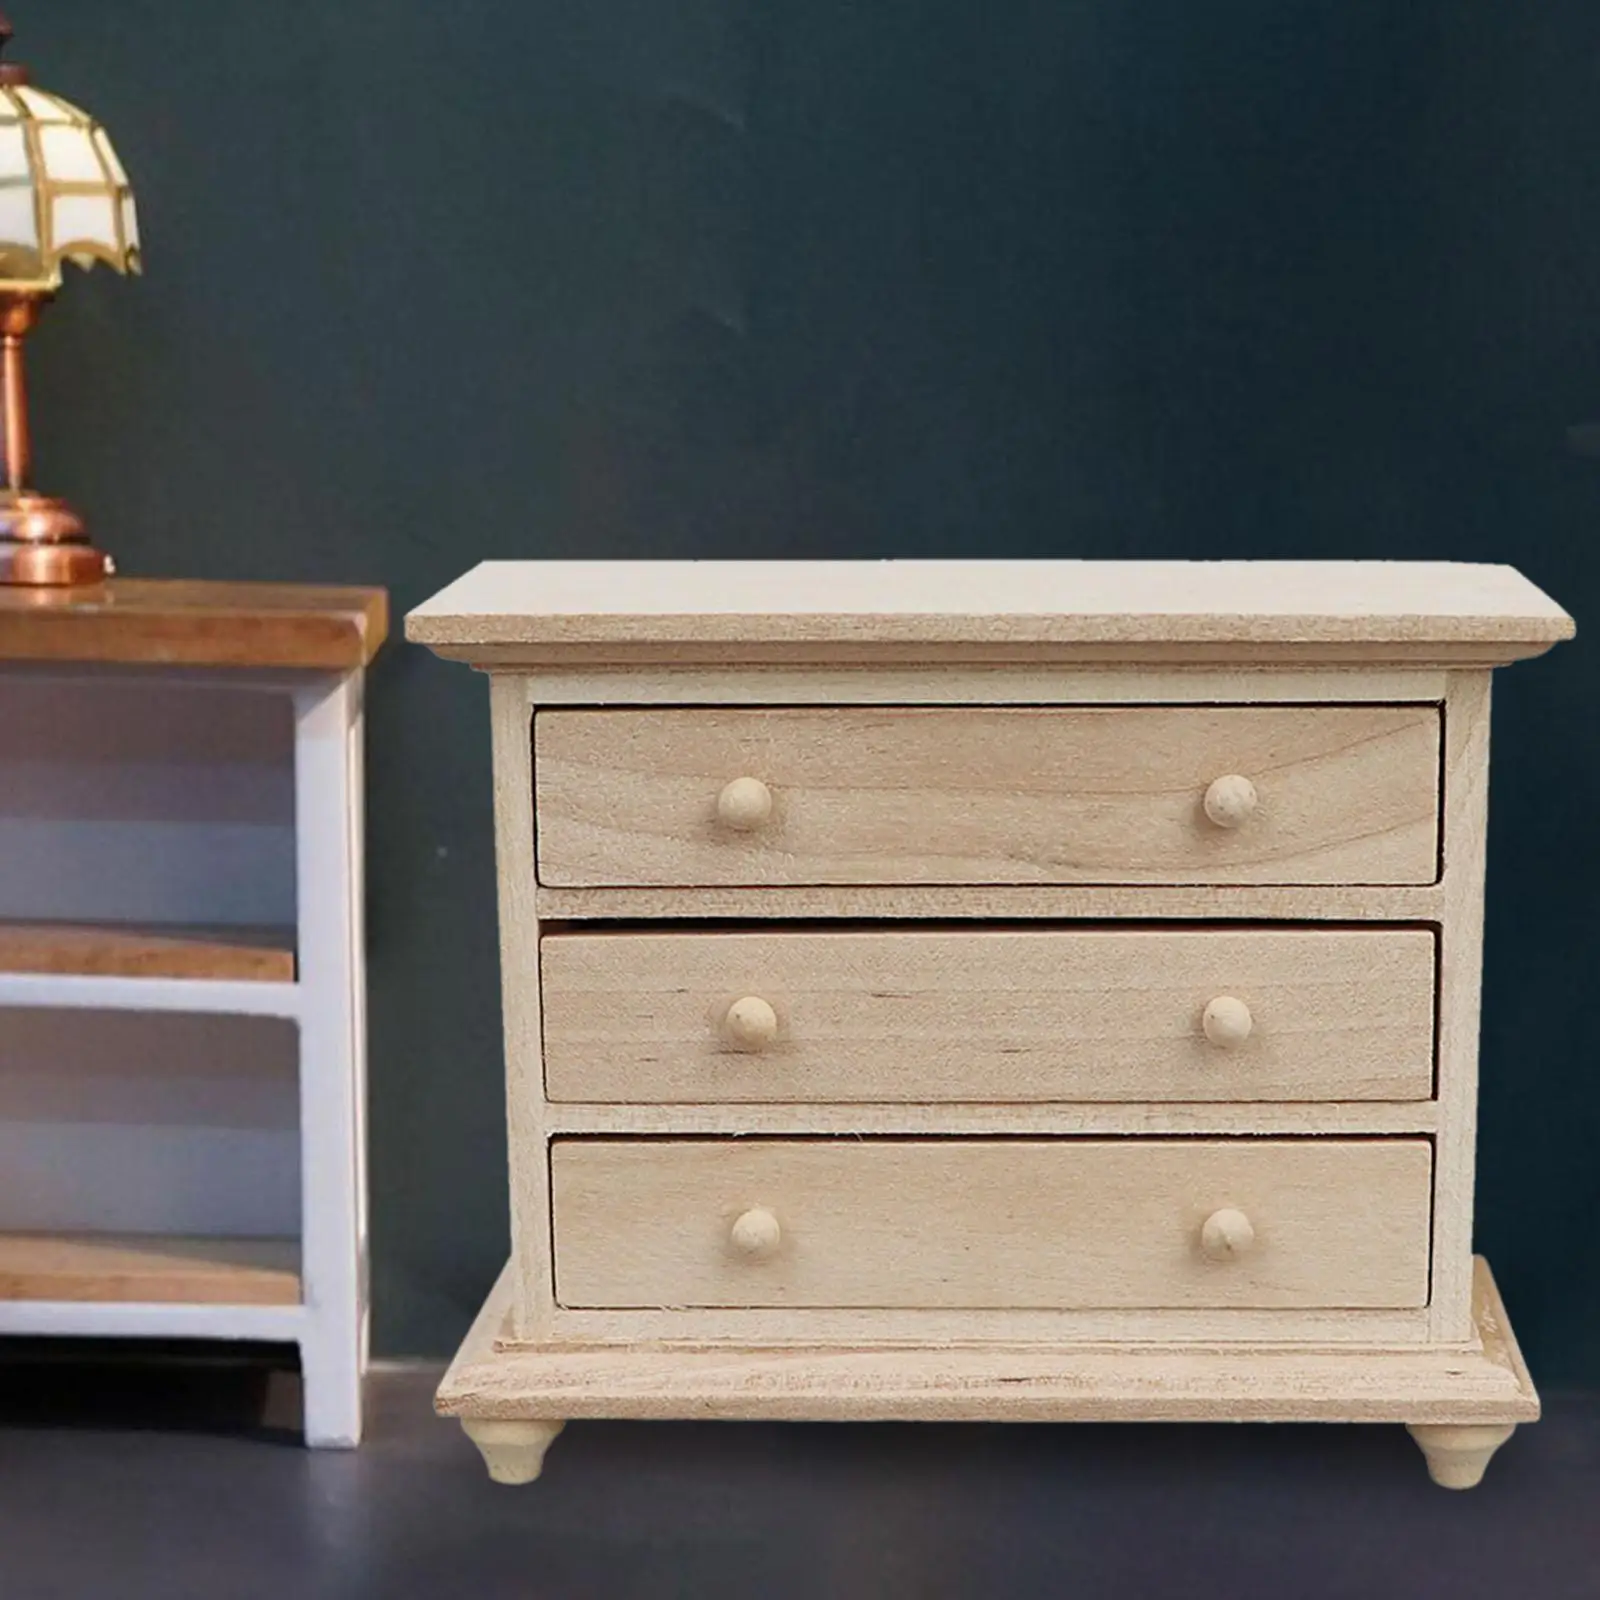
[0, 1352, 1597, 1599]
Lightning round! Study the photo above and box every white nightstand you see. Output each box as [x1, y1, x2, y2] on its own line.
[0, 580, 385, 1447]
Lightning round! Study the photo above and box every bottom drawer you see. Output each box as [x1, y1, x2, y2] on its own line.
[551, 1138, 1433, 1312]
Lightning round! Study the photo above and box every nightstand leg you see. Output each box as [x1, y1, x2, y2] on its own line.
[461, 1418, 566, 1484]
[294, 674, 370, 1448]
[1406, 1423, 1516, 1489]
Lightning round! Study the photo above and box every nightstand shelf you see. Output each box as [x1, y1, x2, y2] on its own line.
[0, 923, 296, 983]
[0, 971, 302, 1018]
[0, 1233, 300, 1307]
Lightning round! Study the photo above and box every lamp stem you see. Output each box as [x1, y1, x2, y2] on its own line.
[0, 289, 108, 584]
[2, 314, 30, 492]
[0, 291, 43, 492]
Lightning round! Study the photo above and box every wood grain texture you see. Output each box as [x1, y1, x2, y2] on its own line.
[406, 560, 1572, 667]
[422, 639, 1557, 668]
[550, 1139, 1433, 1312]
[0, 922, 295, 982]
[0, 581, 388, 668]
[544, 1298, 1433, 1347]
[510, 665, 1453, 706]
[540, 927, 1436, 1104]
[533, 882, 1445, 922]
[1430, 672, 1492, 1342]
[437, 1256, 1537, 1424]
[489, 676, 554, 1341]
[541, 1102, 1439, 1137]
[0, 1233, 300, 1305]
[534, 706, 1442, 888]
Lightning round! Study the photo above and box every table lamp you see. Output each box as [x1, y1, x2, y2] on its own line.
[0, 15, 139, 585]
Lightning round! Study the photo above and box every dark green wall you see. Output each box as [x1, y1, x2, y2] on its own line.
[33, 3, 1599, 1367]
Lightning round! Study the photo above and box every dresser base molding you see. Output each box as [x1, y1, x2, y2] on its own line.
[438, 1256, 1535, 1487]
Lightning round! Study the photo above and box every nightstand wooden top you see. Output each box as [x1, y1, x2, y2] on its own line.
[0, 579, 388, 669]
[407, 559, 1571, 667]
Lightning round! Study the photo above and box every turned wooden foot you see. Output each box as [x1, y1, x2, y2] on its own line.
[461, 1418, 566, 1484]
[1406, 1423, 1516, 1489]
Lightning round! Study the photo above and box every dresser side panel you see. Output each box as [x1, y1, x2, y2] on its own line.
[489, 673, 553, 1339]
[1430, 671, 1491, 1341]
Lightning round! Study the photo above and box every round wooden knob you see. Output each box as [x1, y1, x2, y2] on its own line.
[716, 776, 773, 831]
[730, 1207, 782, 1259]
[1200, 1207, 1256, 1261]
[723, 995, 779, 1051]
[1202, 995, 1253, 1048]
[1203, 774, 1258, 829]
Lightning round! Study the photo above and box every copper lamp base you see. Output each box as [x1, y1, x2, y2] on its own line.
[0, 284, 117, 586]
[0, 492, 112, 584]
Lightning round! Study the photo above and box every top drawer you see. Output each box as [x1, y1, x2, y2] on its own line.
[534, 706, 1441, 889]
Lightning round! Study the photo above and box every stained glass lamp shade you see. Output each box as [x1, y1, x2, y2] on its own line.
[0, 17, 140, 585]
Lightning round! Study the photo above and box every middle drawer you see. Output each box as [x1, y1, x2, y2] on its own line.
[541, 926, 1436, 1104]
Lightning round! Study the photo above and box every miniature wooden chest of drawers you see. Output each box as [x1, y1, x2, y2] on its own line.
[408, 560, 1572, 1490]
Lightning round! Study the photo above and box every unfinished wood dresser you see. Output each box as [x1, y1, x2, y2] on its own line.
[407, 560, 1573, 1489]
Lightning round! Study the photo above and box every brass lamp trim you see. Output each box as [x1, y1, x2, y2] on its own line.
[0, 86, 142, 293]
[0, 15, 140, 585]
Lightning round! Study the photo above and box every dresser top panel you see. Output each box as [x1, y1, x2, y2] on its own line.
[407, 560, 1571, 667]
